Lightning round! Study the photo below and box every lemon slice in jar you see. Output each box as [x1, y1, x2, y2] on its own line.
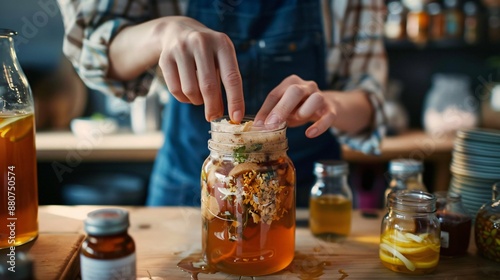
[380, 243, 416, 271]
[0, 114, 33, 142]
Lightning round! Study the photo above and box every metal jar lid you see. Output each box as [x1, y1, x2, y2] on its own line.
[314, 160, 349, 177]
[84, 208, 130, 236]
[389, 159, 423, 175]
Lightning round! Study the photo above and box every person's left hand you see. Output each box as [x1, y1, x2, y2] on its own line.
[254, 75, 337, 138]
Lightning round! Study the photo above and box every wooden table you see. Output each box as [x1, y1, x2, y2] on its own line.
[28, 206, 500, 279]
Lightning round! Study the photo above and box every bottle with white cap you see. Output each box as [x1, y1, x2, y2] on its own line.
[80, 208, 136, 280]
[384, 159, 428, 207]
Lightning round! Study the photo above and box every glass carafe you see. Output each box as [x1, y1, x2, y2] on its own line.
[0, 29, 38, 248]
[474, 182, 500, 263]
[201, 117, 295, 276]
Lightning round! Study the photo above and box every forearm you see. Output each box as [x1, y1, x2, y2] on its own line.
[326, 89, 374, 135]
[107, 18, 168, 81]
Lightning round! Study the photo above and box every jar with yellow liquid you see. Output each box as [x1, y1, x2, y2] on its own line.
[380, 190, 441, 275]
[309, 160, 352, 242]
[0, 29, 38, 249]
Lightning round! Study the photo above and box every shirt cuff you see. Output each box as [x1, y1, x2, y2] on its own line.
[331, 75, 387, 155]
[77, 18, 154, 101]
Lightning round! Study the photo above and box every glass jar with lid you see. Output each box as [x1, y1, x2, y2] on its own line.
[384, 159, 428, 207]
[309, 160, 352, 242]
[474, 182, 500, 263]
[201, 117, 296, 276]
[380, 190, 440, 275]
[435, 191, 472, 257]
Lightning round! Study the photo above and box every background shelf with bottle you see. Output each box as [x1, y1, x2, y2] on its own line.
[383, 0, 500, 130]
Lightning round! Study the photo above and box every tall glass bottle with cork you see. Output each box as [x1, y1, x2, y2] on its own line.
[309, 160, 352, 242]
[0, 29, 38, 248]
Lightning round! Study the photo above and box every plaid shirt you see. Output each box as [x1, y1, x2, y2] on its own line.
[57, 0, 387, 155]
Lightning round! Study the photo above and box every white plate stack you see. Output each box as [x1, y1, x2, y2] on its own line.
[449, 128, 500, 216]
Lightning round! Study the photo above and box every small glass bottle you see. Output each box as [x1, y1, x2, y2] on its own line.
[487, 7, 500, 43]
[435, 191, 472, 257]
[405, 2, 430, 45]
[463, 1, 481, 44]
[380, 190, 441, 275]
[80, 208, 136, 280]
[201, 117, 295, 276]
[384, 159, 428, 207]
[0, 29, 38, 249]
[309, 160, 353, 242]
[474, 182, 500, 263]
[385, 1, 406, 40]
[443, 0, 464, 39]
[428, 2, 446, 41]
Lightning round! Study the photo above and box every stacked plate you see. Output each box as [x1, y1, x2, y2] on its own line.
[449, 128, 500, 216]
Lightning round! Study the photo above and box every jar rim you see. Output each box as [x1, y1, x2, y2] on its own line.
[388, 190, 436, 212]
[0, 29, 17, 37]
[210, 115, 286, 134]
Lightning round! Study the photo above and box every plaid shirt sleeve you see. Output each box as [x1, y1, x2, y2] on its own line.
[325, 0, 388, 155]
[56, 0, 177, 101]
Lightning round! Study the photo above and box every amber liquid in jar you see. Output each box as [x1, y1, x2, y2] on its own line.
[437, 212, 472, 256]
[80, 209, 136, 279]
[0, 113, 38, 248]
[81, 233, 135, 260]
[201, 118, 295, 276]
[309, 195, 351, 241]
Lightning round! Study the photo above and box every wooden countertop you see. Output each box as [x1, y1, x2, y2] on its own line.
[35, 130, 454, 162]
[32, 206, 500, 279]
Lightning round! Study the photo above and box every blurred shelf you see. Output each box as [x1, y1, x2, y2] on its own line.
[342, 129, 455, 163]
[384, 38, 500, 51]
[36, 129, 454, 163]
[36, 130, 163, 162]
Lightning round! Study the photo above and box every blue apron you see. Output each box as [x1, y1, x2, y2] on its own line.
[147, 0, 341, 207]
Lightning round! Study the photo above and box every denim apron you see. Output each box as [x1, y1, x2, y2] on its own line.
[147, 0, 341, 207]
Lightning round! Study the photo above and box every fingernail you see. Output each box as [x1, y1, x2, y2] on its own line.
[232, 110, 243, 123]
[254, 119, 264, 126]
[265, 114, 280, 125]
[307, 127, 318, 138]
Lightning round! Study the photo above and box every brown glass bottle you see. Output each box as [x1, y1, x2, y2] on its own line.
[80, 208, 136, 280]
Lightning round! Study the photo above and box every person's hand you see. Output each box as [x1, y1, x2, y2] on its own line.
[254, 75, 338, 138]
[156, 16, 244, 122]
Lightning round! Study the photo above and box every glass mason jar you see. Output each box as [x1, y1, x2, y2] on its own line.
[380, 190, 441, 275]
[435, 191, 472, 257]
[201, 117, 296, 276]
[384, 159, 428, 207]
[474, 182, 500, 263]
[0, 29, 38, 249]
[309, 160, 352, 242]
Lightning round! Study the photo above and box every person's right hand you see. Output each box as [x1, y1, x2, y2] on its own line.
[155, 16, 244, 123]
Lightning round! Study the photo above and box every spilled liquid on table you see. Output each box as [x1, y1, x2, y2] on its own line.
[177, 251, 332, 280]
